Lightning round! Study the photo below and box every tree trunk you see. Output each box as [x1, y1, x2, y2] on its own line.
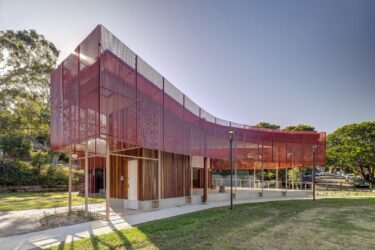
[369, 166, 375, 184]
[359, 165, 366, 181]
[359, 165, 375, 184]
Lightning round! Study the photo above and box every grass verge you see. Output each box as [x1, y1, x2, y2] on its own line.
[0, 192, 105, 211]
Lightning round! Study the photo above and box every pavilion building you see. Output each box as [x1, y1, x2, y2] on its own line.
[50, 25, 326, 219]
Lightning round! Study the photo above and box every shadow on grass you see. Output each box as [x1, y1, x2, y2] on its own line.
[134, 198, 375, 249]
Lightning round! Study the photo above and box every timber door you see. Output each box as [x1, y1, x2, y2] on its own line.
[110, 156, 128, 199]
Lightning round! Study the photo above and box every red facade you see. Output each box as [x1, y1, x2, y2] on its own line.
[50, 25, 326, 169]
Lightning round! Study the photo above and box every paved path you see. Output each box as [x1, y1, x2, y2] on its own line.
[0, 205, 90, 238]
[0, 196, 312, 250]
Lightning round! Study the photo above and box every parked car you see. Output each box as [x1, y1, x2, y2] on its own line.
[353, 178, 370, 189]
[301, 174, 319, 183]
[302, 175, 312, 182]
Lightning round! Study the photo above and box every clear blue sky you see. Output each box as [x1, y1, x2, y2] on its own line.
[1, 0, 374, 133]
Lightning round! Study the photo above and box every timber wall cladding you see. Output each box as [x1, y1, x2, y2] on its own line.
[161, 151, 191, 198]
[110, 155, 128, 199]
[138, 159, 158, 201]
[138, 148, 158, 201]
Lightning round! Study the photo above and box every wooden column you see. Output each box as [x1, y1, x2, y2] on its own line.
[203, 157, 208, 203]
[68, 148, 72, 212]
[84, 142, 88, 214]
[158, 150, 162, 206]
[105, 140, 110, 220]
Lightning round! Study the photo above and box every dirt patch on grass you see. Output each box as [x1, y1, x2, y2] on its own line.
[0, 210, 101, 238]
[317, 190, 375, 197]
[39, 210, 99, 230]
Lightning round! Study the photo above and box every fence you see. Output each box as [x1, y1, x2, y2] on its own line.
[212, 178, 312, 191]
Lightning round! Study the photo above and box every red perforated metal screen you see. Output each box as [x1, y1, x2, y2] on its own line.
[50, 25, 326, 170]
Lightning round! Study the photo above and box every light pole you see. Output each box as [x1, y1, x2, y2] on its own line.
[227, 130, 236, 210]
[312, 145, 317, 202]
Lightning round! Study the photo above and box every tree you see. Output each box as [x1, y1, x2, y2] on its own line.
[327, 121, 375, 184]
[288, 168, 301, 187]
[0, 30, 59, 139]
[256, 122, 280, 129]
[285, 124, 315, 131]
[31, 150, 51, 173]
[0, 132, 32, 159]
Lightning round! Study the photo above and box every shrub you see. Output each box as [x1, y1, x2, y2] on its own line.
[39, 165, 68, 188]
[0, 159, 38, 186]
[0, 159, 68, 187]
[288, 168, 302, 186]
[31, 150, 51, 173]
[0, 132, 32, 159]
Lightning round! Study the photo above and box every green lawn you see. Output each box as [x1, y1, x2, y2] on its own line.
[0, 192, 105, 211]
[53, 198, 375, 250]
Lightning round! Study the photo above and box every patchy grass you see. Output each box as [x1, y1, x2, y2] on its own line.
[317, 190, 375, 197]
[0, 192, 105, 211]
[52, 198, 375, 250]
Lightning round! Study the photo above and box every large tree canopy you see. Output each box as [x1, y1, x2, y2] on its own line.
[255, 122, 280, 129]
[284, 124, 315, 132]
[0, 30, 59, 139]
[327, 121, 375, 184]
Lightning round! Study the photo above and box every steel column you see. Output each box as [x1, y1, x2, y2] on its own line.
[84, 141, 88, 214]
[158, 150, 162, 202]
[312, 145, 317, 202]
[106, 140, 110, 220]
[203, 157, 208, 203]
[261, 145, 264, 193]
[68, 148, 72, 212]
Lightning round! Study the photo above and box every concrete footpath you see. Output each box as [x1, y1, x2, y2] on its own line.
[0, 196, 331, 250]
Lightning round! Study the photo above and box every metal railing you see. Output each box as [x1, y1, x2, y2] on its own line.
[212, 178, 311, 191]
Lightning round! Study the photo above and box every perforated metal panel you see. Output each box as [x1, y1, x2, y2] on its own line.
[50, 25, 326, 170]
